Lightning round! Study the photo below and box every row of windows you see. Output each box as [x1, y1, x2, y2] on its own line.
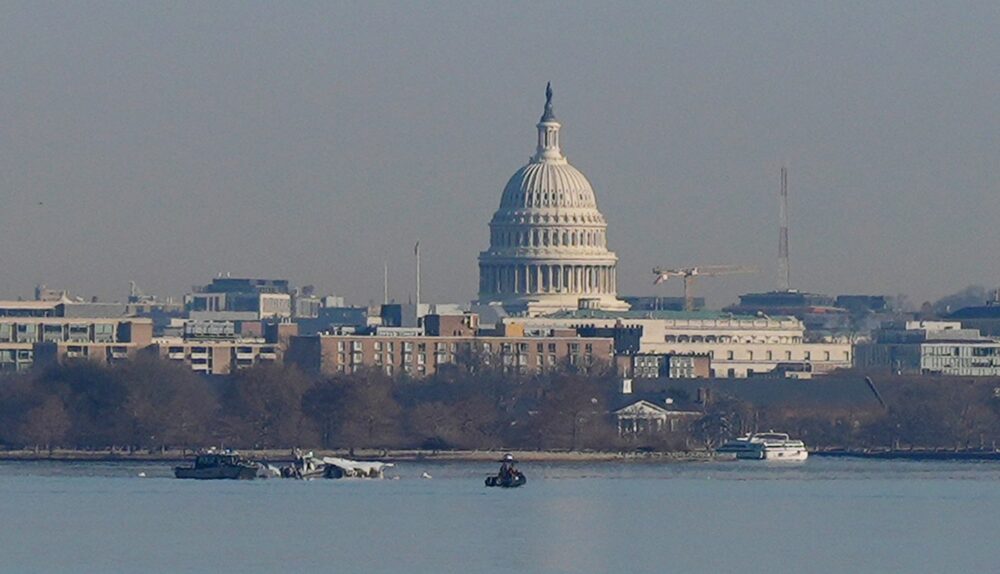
[668, 349, 850, 362]
[923, 346, 1000, 357]
[492, 228, 606, 249]
[0, 323, 115, 343]
[923, 357, 1000, 368]
[664, 334, 803, 344]
[334, 339, 596, 354]
[337, 348, 597, 367]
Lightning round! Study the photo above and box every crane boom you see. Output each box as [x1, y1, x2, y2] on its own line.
[652, 265, 757, 311]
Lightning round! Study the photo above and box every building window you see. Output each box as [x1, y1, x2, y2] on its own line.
[16, 324, 38, 343]
[726, 351, 734, 360]
[42, 324, 64, 343]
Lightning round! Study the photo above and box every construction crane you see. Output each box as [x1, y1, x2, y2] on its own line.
[652, 265, 757, 311]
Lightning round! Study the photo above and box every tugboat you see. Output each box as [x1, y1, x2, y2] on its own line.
[485, 453, 526, 488]
[174, 451, 263, 480]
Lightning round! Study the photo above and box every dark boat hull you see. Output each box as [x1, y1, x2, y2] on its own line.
[485, 474, 527, 488]
[174, 465, 259, 480]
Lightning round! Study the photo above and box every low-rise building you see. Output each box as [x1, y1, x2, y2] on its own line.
[617, 353, 711, 379]
[186, 277, 293, 322]
[148, 338, 280, 375]
[856, 321, 1000, 376]
[613, 399, 702, 436]
[949, 302, 1000, 338]
[286, 330, 614, 377]
[7, 318, 154, 371]
[507, 309, 852, 378]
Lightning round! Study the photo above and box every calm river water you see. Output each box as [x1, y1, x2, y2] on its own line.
[1, 458, 999, 573]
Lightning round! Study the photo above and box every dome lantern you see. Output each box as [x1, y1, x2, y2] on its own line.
[534, 82, 563, 162]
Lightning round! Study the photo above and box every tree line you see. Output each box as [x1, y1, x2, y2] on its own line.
[3, 356, 1000, 453]
[0, 356, 621, 453]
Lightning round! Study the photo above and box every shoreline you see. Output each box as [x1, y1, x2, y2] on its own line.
[813, 449, 1000, 461]
[7, 448, 1000, 463]
[0, 448, 725, 464]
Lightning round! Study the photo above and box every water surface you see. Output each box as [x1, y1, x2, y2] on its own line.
[1, 458, 998, 573]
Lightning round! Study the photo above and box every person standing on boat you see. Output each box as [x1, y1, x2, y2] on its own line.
[498, 454, 516, 480]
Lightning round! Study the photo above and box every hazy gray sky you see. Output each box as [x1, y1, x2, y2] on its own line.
[2, 2, 998, 307]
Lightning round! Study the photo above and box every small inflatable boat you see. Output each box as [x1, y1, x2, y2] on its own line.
[485, 454, 527, 488]
[485, 472, 527, 488]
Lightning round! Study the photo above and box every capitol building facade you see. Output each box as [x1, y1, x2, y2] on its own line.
[477, 85, 629, 316]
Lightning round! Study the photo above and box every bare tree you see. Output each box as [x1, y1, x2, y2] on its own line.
[19, 396, 70, 453]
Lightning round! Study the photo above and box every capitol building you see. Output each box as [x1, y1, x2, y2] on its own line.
[477, 85, 629, 316]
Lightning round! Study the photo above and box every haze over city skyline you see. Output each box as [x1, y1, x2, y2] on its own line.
[2, 2, 998, 307]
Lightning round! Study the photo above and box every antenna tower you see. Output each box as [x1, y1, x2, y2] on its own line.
[414, 241, 421, 312]
[778, 167, 790, 292]
[383, 261, 389, 305]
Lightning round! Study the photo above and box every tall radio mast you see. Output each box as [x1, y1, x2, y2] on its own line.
[778, 167, 790, 292]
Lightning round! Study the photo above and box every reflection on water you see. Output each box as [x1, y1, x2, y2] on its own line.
[1, 459, 999, 573]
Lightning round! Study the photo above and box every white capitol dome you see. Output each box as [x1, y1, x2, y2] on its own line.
[477, 84, 628, 315]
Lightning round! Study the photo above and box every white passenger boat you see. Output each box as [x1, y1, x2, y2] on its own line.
[718, 432, 808, 461]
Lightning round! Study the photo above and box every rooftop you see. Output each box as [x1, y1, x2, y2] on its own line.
[543, 308, 792, 322]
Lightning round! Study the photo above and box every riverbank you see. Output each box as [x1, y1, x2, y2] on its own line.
[814, 449, 1000, 461]
[0, 448, 724, 464]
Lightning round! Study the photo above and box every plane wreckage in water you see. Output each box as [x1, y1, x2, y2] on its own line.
[174, 449, 393, 480]
[280, 451, 395, 480]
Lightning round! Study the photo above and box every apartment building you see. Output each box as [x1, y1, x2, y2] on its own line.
[3, 317, 153, 371]
[286, 330, 614, 377]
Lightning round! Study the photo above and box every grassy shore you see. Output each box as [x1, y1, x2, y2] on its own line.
[0, 448, 723, 463]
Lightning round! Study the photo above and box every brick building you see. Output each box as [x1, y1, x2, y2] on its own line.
[287, 330, 614, 377]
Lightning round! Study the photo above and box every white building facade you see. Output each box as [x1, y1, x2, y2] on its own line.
[856, 321, 1000, 376]
[507, 309, 853, 378]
